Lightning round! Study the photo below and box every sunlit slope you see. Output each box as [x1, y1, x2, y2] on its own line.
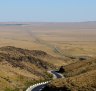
[43, 56, 96, 91]
[0, 46, 66, 91]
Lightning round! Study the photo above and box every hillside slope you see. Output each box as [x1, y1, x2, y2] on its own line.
[43, 70, 96, 91]
[0, 46, 66, 91]
[43, 57, 96, 91]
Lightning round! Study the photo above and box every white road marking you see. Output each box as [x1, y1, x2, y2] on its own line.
[26, 71, 64, 91]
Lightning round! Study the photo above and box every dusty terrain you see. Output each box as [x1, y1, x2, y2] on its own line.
[0, 22, 96, 91]
[43, 56, 96, 91]
[0, 46, 66, 91]
[0, 22, 96, 57]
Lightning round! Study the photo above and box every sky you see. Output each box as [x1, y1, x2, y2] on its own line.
[0, 0, 96, 22]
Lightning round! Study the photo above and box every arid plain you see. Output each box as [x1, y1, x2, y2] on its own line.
[0, 22, 96, 91]
[0, 22, 96, 57]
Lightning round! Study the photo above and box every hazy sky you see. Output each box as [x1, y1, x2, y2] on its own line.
[0, 0, 96, 22]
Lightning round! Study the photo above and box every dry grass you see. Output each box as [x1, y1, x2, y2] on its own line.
[0, 22, 96, 90]
[0, 23, 96, 58]
[44, 56, 96, 91]
[63, 57, 96, 77]
[0, 46, 65, 91]
[47, 70, 96, 91]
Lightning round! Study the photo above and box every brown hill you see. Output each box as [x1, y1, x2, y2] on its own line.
[63, 57, 96, 77]
[44, 70, 96, 91]
[0, 46, 65, 91]
[43, 56, 96, 91]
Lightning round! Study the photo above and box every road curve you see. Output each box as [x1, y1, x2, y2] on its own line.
[51, 71, 63, 78]
[32, 84, 47, 91]
[26, 71, 63, 91]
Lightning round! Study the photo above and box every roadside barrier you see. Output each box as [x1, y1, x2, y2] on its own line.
[26, 71, 63, 91]
[26, 81, 50, 91]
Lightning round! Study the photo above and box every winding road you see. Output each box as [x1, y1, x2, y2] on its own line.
[26, 71, 63, 91]
[32, 84, 47, 91]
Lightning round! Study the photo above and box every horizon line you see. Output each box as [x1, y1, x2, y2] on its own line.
[0, 21, 96, 23]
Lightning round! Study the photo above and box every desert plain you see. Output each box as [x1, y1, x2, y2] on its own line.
[0, 22, 96, 57]
[0, 22, 96, 91]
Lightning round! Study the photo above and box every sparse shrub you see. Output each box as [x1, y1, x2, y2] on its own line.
[79, 57, 86, 61]
[4, 87, 19, 91]
[4, 87, 12, 91]
[45, 72, 53, 80]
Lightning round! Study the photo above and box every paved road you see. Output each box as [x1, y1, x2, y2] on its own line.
[32, 84, 47, 91]
[30, 71, 63, 91]
[51, 71, 62, 78]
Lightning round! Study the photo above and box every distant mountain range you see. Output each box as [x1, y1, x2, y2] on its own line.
[0, 21, 96, 27]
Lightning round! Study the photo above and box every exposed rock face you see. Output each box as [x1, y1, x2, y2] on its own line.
[59, 66, 65, 73]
